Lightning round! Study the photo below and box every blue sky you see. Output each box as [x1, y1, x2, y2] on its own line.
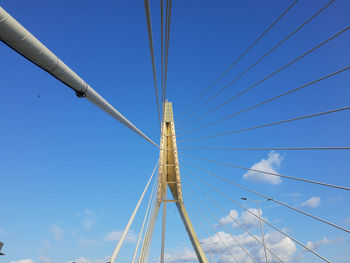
[1, 0, 350, 263]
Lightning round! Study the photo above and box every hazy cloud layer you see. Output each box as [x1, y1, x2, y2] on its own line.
[104, 230, 137, 243]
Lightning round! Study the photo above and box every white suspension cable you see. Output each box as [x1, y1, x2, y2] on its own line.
[108, 162, 158, 263]
[182, 159, 350, 234]
[0, 6, 158, 147]
[186, 169, 331, 262]
[180, 168, 284, 263]
[131, 172, 157, 263]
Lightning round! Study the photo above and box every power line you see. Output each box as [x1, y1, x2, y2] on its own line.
[185, 169, 331, 262]
[178, 65, 350, 137]
[181, 154, 350, 191]
[144, 0, 161, 125]
[0, 6, 159, 148]
[175, 0, 299, 124]
[177, 0, 336, 129]
[182, 159, 350, 234]
[179, 106, 350, 143]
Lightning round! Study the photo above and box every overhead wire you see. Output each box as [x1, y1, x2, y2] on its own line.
[181, 159, 350, 234]
[175, 0, 299, 124]
[181, 154, 350, 191]
[177, 0, 336, 129]
[184, 168, 331, 262]
[178, 65, 350, 137]
[178, 106, 350, 143]
[144, 0, 161, 125]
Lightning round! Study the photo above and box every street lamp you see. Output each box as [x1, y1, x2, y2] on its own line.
[241, 197, 272, 263]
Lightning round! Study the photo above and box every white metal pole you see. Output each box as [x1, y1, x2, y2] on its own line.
[257, 201, 268, 263]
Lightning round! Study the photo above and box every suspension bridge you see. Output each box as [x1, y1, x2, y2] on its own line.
[0, 1, 349, 262]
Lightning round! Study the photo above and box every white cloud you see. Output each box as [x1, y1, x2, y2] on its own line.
[306, 237, 345, 250]
[79, 239, 100, 247]
[10, 259, 35, 263]
[184, 229, 296, 263]
[301, 197, 321, 208]
[38, 254, 51, 263]
[239, 208, 264, 229]
[198, 208, 297, 262]
[50, 225, 63, 240]
[219, 209, 239, 225]
[219, 208, 266, 229]
[104, 230, 137, 243]
[243, 151, 283, 185]
[76, 209, 95, 230]
[66, 257, 107, 263]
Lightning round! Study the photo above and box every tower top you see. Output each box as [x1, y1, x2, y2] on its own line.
[163, 101, 174, 123]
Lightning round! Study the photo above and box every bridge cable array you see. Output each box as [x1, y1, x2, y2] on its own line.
[181, 168, 332, 262]
[118, 0, 350, 261]
[144, 0, 161, 125]
[177, 24, 349, 134]
[175, 0, 300, 124]
[180, 159, 350, 234]
[176, 0, 335, 129]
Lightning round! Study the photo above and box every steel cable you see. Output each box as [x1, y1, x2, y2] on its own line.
[179, 146, 350, 151]
[176, 0, 299, 124]
[180, 167, 285, 263]
[185, 177, 258, 263]
[186, 194, 239, 263]
[181, 154, 350, 191]
[182, 159, 350, 234]
[144, 0, 161, 125]
[178, 106, 350, 143]
[178, 65, 350, 137]
[177, 0, 336, 129]
[185, 169, 331, 262]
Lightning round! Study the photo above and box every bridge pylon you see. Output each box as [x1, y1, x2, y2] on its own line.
[139, 101, 208, 263]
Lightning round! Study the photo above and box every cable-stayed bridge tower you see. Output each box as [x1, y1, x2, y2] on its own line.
[139, 101, 208, 263]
